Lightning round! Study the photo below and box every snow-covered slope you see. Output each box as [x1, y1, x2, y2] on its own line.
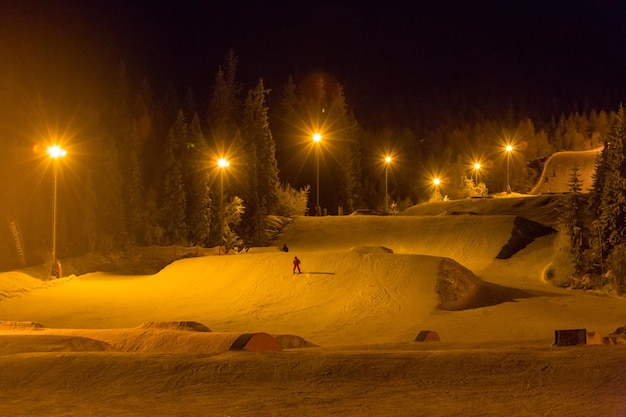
[2, 195, 625, 347]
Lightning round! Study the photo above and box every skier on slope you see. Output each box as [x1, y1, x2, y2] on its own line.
[293, 256, 301, 274]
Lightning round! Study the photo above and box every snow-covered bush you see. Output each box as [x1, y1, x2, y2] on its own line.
[274, 184, 309, 217]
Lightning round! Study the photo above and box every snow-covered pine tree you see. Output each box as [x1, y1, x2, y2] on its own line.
[593, 105, 626, 293]
[275, 184, 310, 217]
[223, 196, 245, 250]
[589, 142, 610, 219]
[559, 162, 587, 274]
[595, 105, 626, 257]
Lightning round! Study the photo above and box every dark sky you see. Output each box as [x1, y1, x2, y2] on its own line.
[2, 0, 626, 121]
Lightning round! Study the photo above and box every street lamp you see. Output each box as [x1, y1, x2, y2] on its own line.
[218, 157, 229, 254]
[384, 156, 392, 212]
[47, 145, 66, 278]
[432, 177, 442, 201]
[505, 145, 513, 193]
[473, 162, 481, 185]
[313, 133, 322, 215]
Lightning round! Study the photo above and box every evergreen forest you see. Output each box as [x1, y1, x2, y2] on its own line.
[0, 50, 622, 272]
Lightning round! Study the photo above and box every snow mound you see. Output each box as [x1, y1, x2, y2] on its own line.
[436, 258, 532, 311]
[247, 246, 281, 253]
[603, 325, 626, 345]
[0, 272, 50, 301]
[0, 321, 46, 330]
[136, 321, 211, 332]
[349, 246, 394, 254]
[0, 334, 114, 354]
[401, 194, 562, 227]
[229, 332, 282, 351]
[275, 334, 319, 349]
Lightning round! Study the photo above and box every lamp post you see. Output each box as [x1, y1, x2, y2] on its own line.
[218, 157, 229, 254]
[433, 177, 441, 201]
[47, 145, 66, 278]
[473, 162, 481, 185]
[384, 156, 392, 212]
[313, 133, 322, 215]
[505, 145, 513, 193]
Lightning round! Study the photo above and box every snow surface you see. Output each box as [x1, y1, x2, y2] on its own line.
[1, 150, 626, 416]
[529, 147, 602, 194]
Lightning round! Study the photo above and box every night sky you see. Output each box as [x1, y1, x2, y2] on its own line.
[2, 0, 625, 125]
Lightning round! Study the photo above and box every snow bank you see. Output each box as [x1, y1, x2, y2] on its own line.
[436, 258, 532, 311]
[280, 215, 517, 271]
[0, 321, 305, 353]
[0, 272, 54, 301]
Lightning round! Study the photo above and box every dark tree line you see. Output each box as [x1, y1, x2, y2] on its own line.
[0, 47, 621, 271]
[0, 51, 294, 269]
[556, 104, 626, 294]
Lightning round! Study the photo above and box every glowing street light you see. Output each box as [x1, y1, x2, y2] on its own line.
[218, 157, 229, 254]
[431, 177, 442, 201]
[46, 145, 66, 278]
[505, 144, 513, 193]
[313, 133, 322, 215]
[473, 162, 481, 185]
[384, 155, 392, 212]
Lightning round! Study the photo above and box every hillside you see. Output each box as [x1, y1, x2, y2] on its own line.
[2, 152, 626, 416]
[529, 147, 601, 194]
[2, 194, 624, 347]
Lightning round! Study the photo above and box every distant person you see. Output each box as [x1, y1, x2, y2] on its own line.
[293, 256, 301, 274]
[282, 243, 289, 252]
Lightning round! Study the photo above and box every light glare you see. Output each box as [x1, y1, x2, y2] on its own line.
[47, 145, 67, 159]
[218, 158, 229, 168]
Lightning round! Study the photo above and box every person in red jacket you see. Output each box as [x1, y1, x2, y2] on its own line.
[293, 256, 301, 274]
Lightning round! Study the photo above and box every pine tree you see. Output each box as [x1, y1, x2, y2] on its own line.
[559, 163, 587, 274]
[595, 105, 626, 257]
[242, 78, 280, 243]
[275, 184, 310, 217]
[589, 144, 609, 218]
[161, 111, 189, 245]
[588, 134, 612, 273]
[327, 82, 363, 212]
[206, 51, 244, 245]
[92, 132, 127, 251]
[223, 196, 245, 250]
[184, 113, 213, 246]
[106, 62, 141, 248]
[208, 50, 241, 133]
[278, 76, 298, 121]
[274, 75, 363, 213]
